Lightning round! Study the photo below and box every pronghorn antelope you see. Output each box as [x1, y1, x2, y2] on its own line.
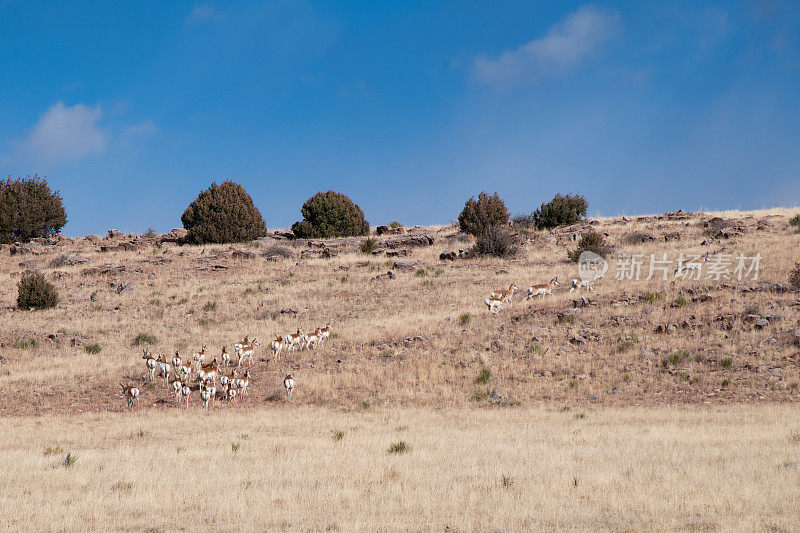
[208, 385, 217, 406]
[158, 354, 172, 385]
[527, 277, 560, 300]
[225, 384, 237, 406]
[171, 352, 182, 370]
[303, 329, 321, 350]
[220, 346, 232, 367]
[233, 370, 250, 397]
[142, 350, 157, 381]
[236, 339, 259, 367]
[219, 369, 232, 389]
[674, 252, 709, 278]
[270, 335, 285, 363]
[233, 336, 249, 357]
[178, 360, 192, 383]
[286, 329, 303, 352]
[569, 278, 596, 293]
[172, 379, 183, 403]
[283, 374, 295, 402]
[181, 382, 191, 408]
[484, 295, 504, 314]
[319, 323, 332, 346]
[490, 285, 518, 307]
[121, 383, 140, 409]
[197, 359, 220, 387]
[191, 345, 207, 369]
[199, 383, 211, 410]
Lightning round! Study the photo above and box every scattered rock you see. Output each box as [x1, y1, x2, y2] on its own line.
[230, 248, 256, 260]
[107, 229, 124, 239]
[569, 334, 586, 345]
[557, 308, 582, 319]
[754, 319, 770, 330]
[372, 270, 396, 281]
[320, 248, 338, 259]
[493, 338, 504, 350]
[439, 250, 458, 261]
[116, 281, 129, 294]
[385, 248, 408, 257]
[49, 254, 90, 268]
[376, 225, 404, 236]
[82, 263, 126, 276]
[392, 259, 420, 272]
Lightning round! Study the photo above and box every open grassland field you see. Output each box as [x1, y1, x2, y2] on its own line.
[1, 208, 799, 414]
[1, 406, 800, 531]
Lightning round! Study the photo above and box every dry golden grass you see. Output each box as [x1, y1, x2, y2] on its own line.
[1, 405, 799, 531]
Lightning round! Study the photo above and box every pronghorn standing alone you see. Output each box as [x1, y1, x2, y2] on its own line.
[527, 277, 560, 300]
[484, 295, 505, 314]
[142, 350, 157, 381]
[121, 383, 140, 409]
[270, 335, 285, 363]
[283, 374, 295, 402]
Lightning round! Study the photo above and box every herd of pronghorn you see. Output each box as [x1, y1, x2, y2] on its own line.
[484, 276, 596, 314]
[120, 324, 332, 409]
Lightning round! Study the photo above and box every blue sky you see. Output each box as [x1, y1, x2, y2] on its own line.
[1, 1, 799, 235]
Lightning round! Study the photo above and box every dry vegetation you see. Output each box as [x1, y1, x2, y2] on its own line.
[1, 207, 800, 529]
[1, 208, 799, 413]
[1, 406, 800, 531]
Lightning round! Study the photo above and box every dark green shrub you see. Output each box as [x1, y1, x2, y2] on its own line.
[389, 220, 403, 229]
[473, 226, 518, 258]
[132, 332, 158, 346]
[388, 441, 411, 454]
[567, 231, 611, 262]
[181, 180, 266, 244]
[17, 270, 58, 309]
[475, 367, 492, 384]
[531, 193, 588, 229]
[789, 214, 800, 230]
[84, 343, 102, 355]
[360, 237, 377, 254]
[291, 191, 369, 239]
[790, 262, 800, 290]
[0, 175, 67, 243]
[458, 192, 509, 236]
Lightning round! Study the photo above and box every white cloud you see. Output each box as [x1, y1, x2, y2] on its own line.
[472, 4, 620, 88]
[188, 4, 220, 24]
[11, 101, 109, 165]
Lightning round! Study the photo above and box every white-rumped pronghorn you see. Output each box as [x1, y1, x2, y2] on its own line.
[158, 354, 172, 385]
[225, 383, 237, 406]
[233, 370, 250, 398]
[527, 277, 560, 300]
[197, 359, 220, 387]
[319, 323, 332, 346]
[220, 369, 232, 389]
[303, 329, 320, 350]
[237, 339, 259, 367]
[172, 379, 182, 403]
[569, 278, 596, 293]
[178, 360, 192, 384]
[674, 252, 709, 278]
[233, 336, 249, 357]
[191, 346, 207, 371]
[220, 346, 231, 367]
[484, 296, 504, 314]
[490, 284, 519, 307]
[199, 383, 211, 410]
[142, 350, 157, 381]
[270, 334, 285, 363]
[283, 374, 295, 402]
[181, 382, 191, 408]
[121, 383, 140, 409]
[286, 329, 303, 352]
[171, 352, 182, 370]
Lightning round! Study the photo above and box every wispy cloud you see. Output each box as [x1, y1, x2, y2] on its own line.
[9, 101, 109, 165]
[187, 4, 221, 25]
[472, 4, 620, 88]
[123, 120, 158, 138]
